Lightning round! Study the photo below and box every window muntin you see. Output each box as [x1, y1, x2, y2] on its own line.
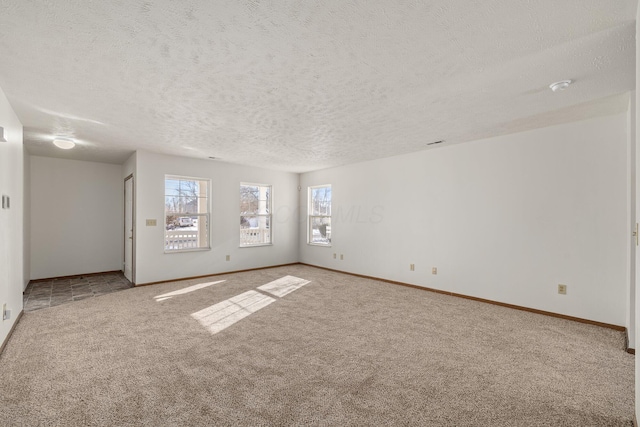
[308, 185, 331, 245]
[240, 183, 272, 246]
[165, 176, 210, 252]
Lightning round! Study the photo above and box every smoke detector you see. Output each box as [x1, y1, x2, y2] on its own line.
[549, 80, 572, 92]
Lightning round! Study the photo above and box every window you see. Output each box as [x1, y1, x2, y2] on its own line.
[240, 183, 272, 246]
[308, 185, 331, 245]
[164, 176, 210, 252]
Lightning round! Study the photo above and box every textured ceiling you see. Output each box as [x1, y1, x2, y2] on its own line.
[0, 0, 636, 172]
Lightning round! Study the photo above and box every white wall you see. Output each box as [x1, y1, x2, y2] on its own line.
[23, 150, 30, 290]
[300, 113, 629, 327]
[123, 151, 136, 181]
[635, 2, 639, 423]
[133, 151, 299, 284]
[30, 156, 123, 279]
[0, 86, 24, 346]
[629, 91, 637, 350]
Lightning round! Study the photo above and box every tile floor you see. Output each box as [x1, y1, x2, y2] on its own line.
[23, 272, 133, 312]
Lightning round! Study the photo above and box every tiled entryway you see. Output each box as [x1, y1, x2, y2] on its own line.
[23, 272, 133, 312]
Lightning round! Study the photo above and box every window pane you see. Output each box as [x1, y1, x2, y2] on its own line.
[240, 184, 270, 215]
[309, 217, 331, 245]
[165, 214, 209, 251]
[311, 186, 331, 216]
[166, 196, 202, 214]
[165, 176, 210, 251]
[164, 178, 182, 197]
[240, 185, 260, 214]
[240, 184, 272, 246]
[240, 215, 271, 246]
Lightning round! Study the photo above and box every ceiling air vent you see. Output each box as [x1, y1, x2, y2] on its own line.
[427, 140, 444, 146]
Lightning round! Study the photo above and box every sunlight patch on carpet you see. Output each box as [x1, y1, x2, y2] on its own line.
[154, 280, 226, 302]
[257, 275, 310, 298]
[191, 290, 276, 335]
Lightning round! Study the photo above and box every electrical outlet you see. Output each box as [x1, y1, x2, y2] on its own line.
[340, 254, 344, 260]
[2, 304, 10, 321]
[1, 195, 9, 209]
[333, 253, 336, 259]
[226, 255, 230, 261]
[432, 267, 437, 275]
[558, 284, 567, 295]
[410, 264, 415, 271]
[146, 219, 157, 226]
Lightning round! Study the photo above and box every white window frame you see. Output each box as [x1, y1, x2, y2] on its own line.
[164, 175, 211, 253]
[308, 184, 332, 246]
[240, 182, 273, 247]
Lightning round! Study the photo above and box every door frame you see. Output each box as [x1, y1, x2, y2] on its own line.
[124, 174, 136, 284]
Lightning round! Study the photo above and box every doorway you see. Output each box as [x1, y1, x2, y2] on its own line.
[124, 174, 135, 283]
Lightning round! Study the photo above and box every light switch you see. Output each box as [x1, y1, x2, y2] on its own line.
[146, 219, 157, 226]
[2, 195, 9, 209]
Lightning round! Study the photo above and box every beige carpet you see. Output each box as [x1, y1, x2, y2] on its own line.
[0, 265, 634, 426]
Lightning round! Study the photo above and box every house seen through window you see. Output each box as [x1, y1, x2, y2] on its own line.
[240, 183, 272, 246]
[308, 185, 331, 245]
[165, 176, 210, 252]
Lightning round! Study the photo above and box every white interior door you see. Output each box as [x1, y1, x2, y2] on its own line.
[124, 176, 134, 283]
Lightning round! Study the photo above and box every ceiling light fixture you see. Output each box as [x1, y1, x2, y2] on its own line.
[52, 138, 76, 149]
[549, 80, 572, 92]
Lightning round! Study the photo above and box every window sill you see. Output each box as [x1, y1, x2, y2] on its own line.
[308, 243, 332, 247]
[239, 243, 273, 248]
[164, 247, 211, 254]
